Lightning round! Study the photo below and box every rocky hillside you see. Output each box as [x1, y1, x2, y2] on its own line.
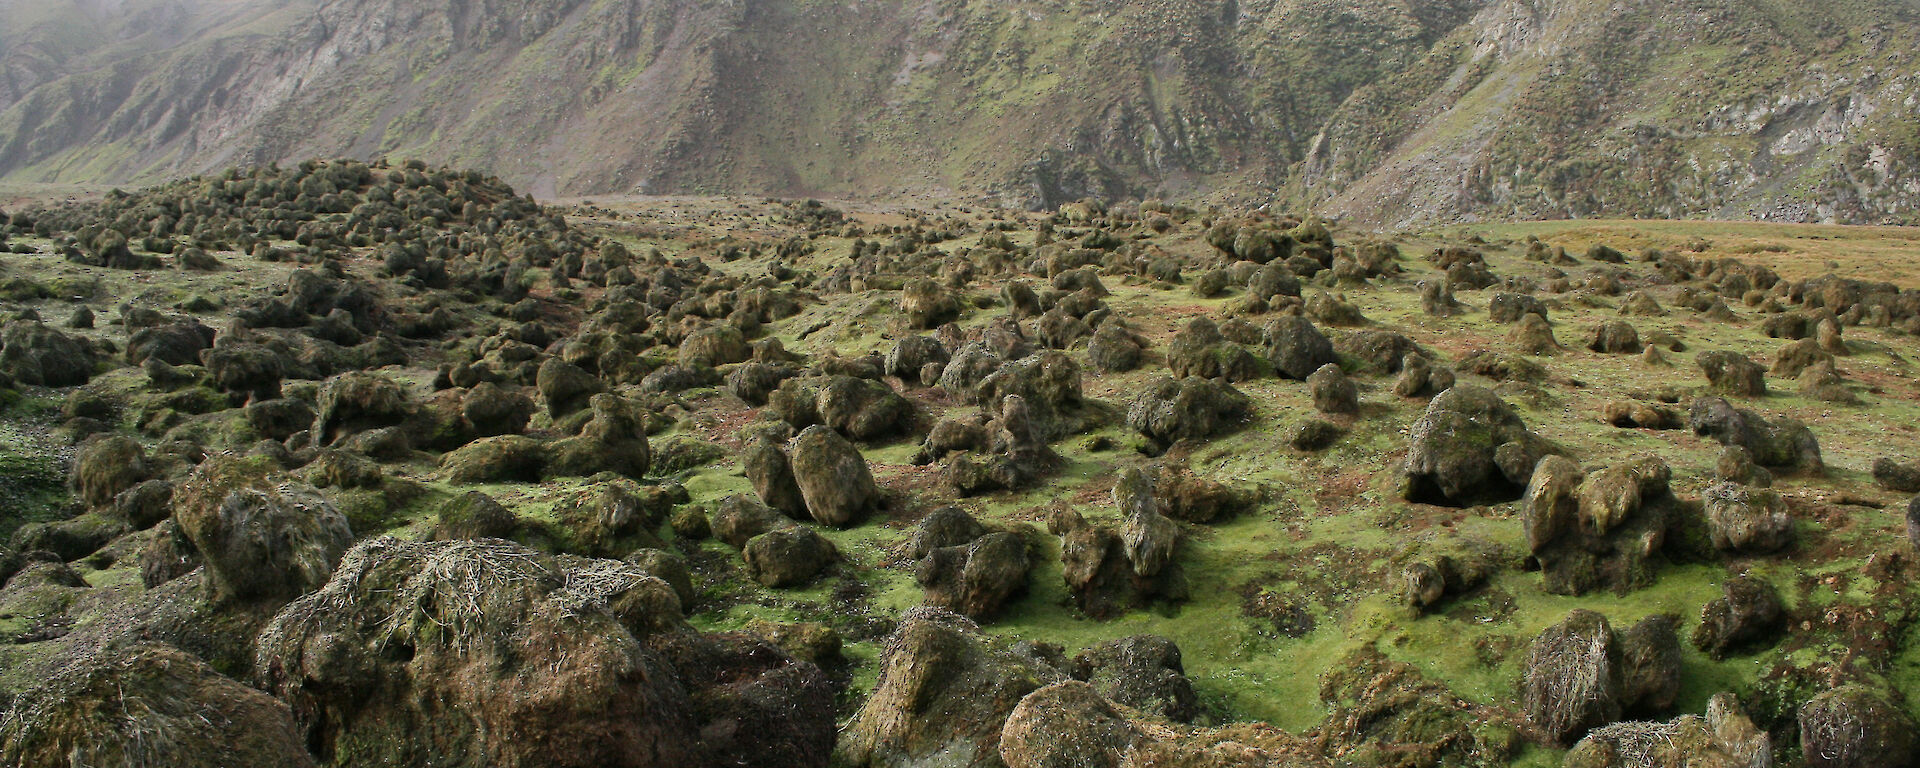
[4, 0, 1920, 225]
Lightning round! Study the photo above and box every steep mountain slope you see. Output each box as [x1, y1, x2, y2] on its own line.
[3, 0, 1919, 224]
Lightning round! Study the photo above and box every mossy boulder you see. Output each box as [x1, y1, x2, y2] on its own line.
[1691, 575, 1783, 659]
[546, 394, 652, 479]
[1086, 323, 1145, 373]
[1261, 315, 1338, 380]
[1702, 482, 1792, 554]
[838, 608, 1066, 768]
[916, 529, 1033, 620]
[0, 321, 95, 386]
[205, 343, 286, 403]
[555, 478, 674, 557]
[1521, 456, 1676, 595]
[311, 371, 415, 446]
[742, 526, 839, 587]
[678, 324, 751, 366]
[1696, 351, 1766, 397]
[73, 435, 149, 509]
[1125, 376, 1251, 446]
[1317, 647, 1521, 765]
[0, 643, 315, 768]
[535, 357, 604, 419]
[1520, 610, 1623, 745]
[1566, 695, 1770, 768]
[787, 425, 879, 527]
[1688, 397, 1822, 474]
[1068, 634, 1198, 722]
[440, 435, 547, 483]
[258, 537, 831, 768]
[433, 490, 519, 540]
[1167, 318, 1266, 382]
[1401, 386, 1547, 507]
[172, 456, 351, 604]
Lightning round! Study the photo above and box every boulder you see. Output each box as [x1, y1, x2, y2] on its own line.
[0, 643, 316, 768]
[1149, 464, 1252, 523]
[1872, 458, 1920, 494]
[1167, 318, 1266, 382]
[913, 507, 992, 559]
[1566, 694, 1770, 768]
[1691, 575, 1783, 659]
[1401, 386, 1546, 507]
[1696, 351, 1766, 397]
[1702, 482, 1793, 554]
[998, 681, 1141, 768]
[312, 371, 415, 446]
[1069, 635, 1198, 722]
[679, 324, 751, 366]
[1521, 610, 1622, 745]
[1488, 293, 1548, 324]
[740, 619, 842, 667]
[1086, 323, 1145, 373]
[1287, 417, 1345, 451]
[1125, 376, 1251, 446]
[1335, 330, 1425, 373]
[938, 343, 1005, 399]
[1307, 363, 1358, 415]
[1770, 338, 1833, 378]
[1616, 614, 1682, 714]
[917, 530, 1033, 619]
[815, 375, 913, 439]
[1799, 686, 1918, 768]
[258, 537, 836, 768]
[972, 351, 1092, 438]
[546, 394, 652, 479]
[1715, 446, 1774, 488]
[713, 494, 797, 549]
[128, 320, 215, 366]
[838, 608, 1066, 768]
[1508, 313, 1561, 355]
[245, 398, 315, 442]
[1057, 516, 1187, 619]
[536, 357, 605, 418]
[440, 435, 547, 483]
[743, 526, 839, 587]
[1317, 647, 1522, 766]
[1391, 354, 1455, 399]
[885, 336, 949, 382]
[1521, 456, 1676, 595]
[1585, 321, 1643, 354]
[462, 382, 535, 437]
[172, 456, 352, 604]
[727, 362, 799, 405]
[1688, 397, 1822, 473]
[1393, 537, 1503, 613]
[902, 279, 963, 329]
[1619, 291, 1666, 316]
[743, 434, 808, 517]
[109, 479, 174, 529]
[0, 321, 95, 386]
[139, 520, 201, 588]
[1262, 315, 1338, 380]
[555, 479, 670, 557]
[1419, 279, 1461, 316]
[433, 491, 519, 540]
[73, 435, 148, 509]
[788, 425, 880, 527]
[1121, 496, 1182, 579]
[204, 343, 285, 403]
